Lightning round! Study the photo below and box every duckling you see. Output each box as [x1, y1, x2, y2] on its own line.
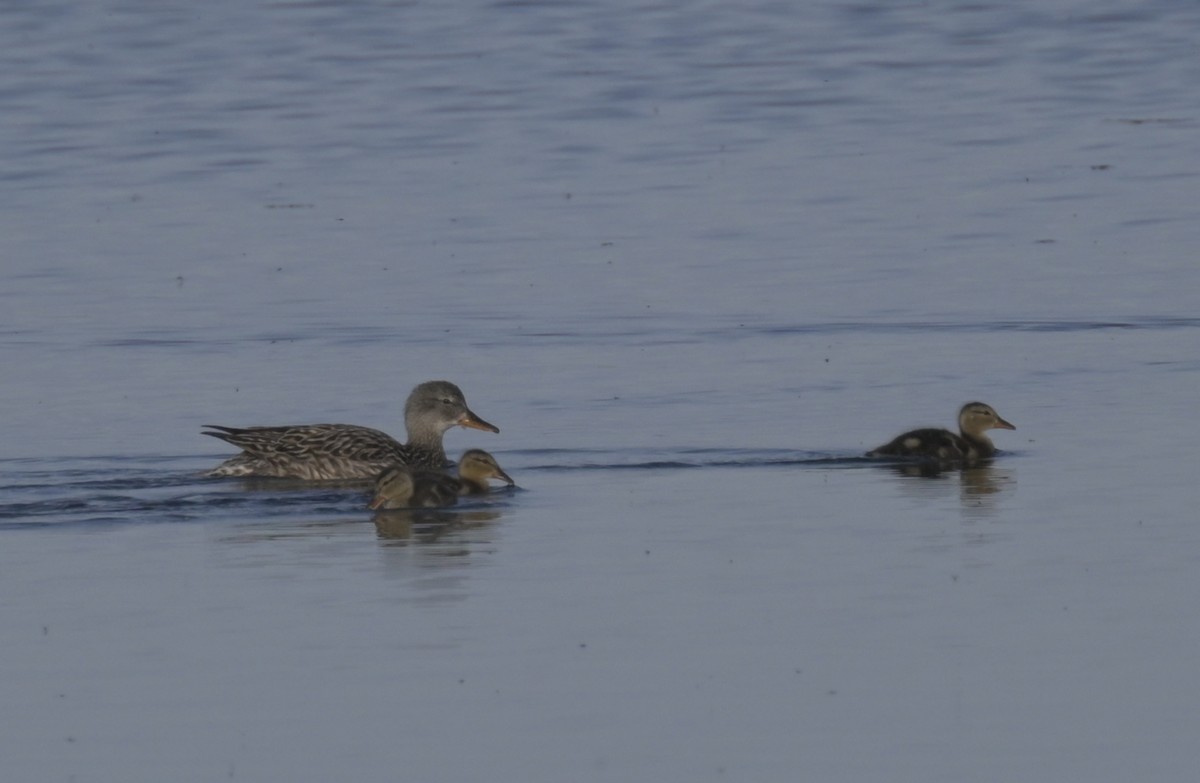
[204, 380, 498, 481]
[368, 465, 461, 510]
[368, 449, 515, 510]
[868, 401, 1015, 464]
[455, 449, 516, 495]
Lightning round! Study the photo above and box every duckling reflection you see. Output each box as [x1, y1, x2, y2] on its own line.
[881, 461, 1012, 493]
[958, 465, 1013, 499]
[868, 402, 1015, 465]
[372, 508, 502, 542]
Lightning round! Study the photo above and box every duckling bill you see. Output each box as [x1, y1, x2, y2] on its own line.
[868, 401, 1015, 465]
[204, 380, 497, 481]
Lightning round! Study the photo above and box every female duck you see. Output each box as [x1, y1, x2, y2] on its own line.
[868, 402, 1015, 464]
[369, 449, 515, 510]
[204, 380, 497, 481]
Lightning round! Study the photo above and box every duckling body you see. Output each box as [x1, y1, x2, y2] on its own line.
[369, 466, 461, 510]
[369, 449, 515, 510]
[204, 380, 497, 481]
[868, 402, 1015, 464]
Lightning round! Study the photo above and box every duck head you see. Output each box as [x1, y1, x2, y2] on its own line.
[958, 402, 1016, 438]
[405, 380, 499, 440]
[459, 448, 515, 487]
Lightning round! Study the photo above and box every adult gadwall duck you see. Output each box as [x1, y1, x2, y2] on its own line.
[204, 380, 497, 480]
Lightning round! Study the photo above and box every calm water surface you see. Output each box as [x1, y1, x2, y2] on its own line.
[3, 1, 1200, 781]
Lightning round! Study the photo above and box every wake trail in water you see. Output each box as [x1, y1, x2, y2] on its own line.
[508, 448, 875, 472]
[0, 449, 884, 530]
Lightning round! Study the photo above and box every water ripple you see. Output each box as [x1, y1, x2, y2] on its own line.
[754, 317, 1200, 335]
[0, 448, 894, 531]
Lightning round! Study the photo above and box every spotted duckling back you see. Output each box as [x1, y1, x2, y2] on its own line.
[868, 402, 1015, 464]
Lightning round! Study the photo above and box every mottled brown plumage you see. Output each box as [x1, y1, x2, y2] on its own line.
[868, 402, 1015, 465]
[204, 380, 497, 480]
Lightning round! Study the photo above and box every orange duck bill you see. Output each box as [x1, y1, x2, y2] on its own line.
[457, 410, 499, 433]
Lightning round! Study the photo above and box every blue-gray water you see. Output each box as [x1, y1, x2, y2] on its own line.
[4, 2, 1200, 781]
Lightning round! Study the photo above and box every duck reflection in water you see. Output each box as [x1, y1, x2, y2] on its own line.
[883, 461, 1013, 495]
[372, 508, 503, 543]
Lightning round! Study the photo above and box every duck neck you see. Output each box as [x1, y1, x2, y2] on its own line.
[458, 475, 488, 494]
[959, 429, 996, 457]
[405, 424, 448, 461]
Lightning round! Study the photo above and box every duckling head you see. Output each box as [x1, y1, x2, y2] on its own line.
[958, 402, 1016, 438]
[405, 381, 499, 442]
[369, 466, 415, 510]
[459, 448, 515, 487]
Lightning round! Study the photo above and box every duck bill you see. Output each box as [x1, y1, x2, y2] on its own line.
[457, 410, 499, 433]
[493, 467, 516, 486]
[994, 416, 1016, 431]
